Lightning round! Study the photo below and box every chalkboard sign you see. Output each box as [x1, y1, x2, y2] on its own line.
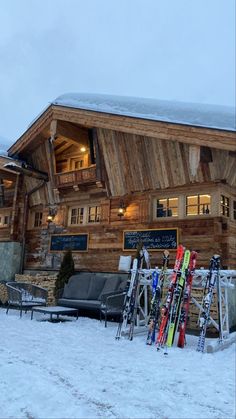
[123, 229, 178, 251]
[50, 234, 88, 252]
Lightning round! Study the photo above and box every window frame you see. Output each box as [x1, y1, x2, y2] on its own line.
[33, 211, 43, 228]
[0, 212, 11, 227]
[68, 204, 101, 226]
[153, 196, 179, 220]
[220, 195, 230, 218]
[186, 194, 211, 216]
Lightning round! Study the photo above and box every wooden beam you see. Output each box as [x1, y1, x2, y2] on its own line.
[10, 174, 20, 238]
[56, 120, 89, 145]
[52, 106, 236, 152]
[8, 104, 236, 157]
[189, 145, 200, 177]
[0, 169, 16, 181]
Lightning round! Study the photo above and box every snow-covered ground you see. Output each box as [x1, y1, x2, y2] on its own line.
[1, 309, 235, 419]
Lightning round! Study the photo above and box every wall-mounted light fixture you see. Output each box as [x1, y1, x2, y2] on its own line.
[46, 214, 54, 223]
[47, 206, 57, 223]
[117, 200, 126, 219]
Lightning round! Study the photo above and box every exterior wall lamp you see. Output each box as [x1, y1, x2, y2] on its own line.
[47, 207, 57, 223]
[46, 214, 54, 223]
[117, 200, 126, 219]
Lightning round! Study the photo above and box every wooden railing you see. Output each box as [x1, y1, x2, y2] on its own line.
[55, 166, 97, 188]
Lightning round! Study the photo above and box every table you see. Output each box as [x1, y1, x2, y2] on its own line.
[31, 306, 79, 321]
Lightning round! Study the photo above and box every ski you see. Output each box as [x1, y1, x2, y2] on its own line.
[166, 249, 191, 347]
[115, 258, 138, 339]
[177, 251, 197, 348]
[146, 250, 169, 345]
[196, 255, 220, 352]
[156, 244, 184, 349]
[128, 248, 148, 340]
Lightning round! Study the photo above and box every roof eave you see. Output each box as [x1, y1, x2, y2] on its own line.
[8, 105, 53, 157]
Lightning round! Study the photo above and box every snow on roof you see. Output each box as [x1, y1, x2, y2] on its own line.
[0, 135, 14, 157]
[0, 150, 8, 157]
[52, 93, 236, 132]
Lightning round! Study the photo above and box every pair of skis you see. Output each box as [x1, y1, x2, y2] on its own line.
[146, 250, 169, 345]
[116, 245, 150, 341]
[115, 258, 139, 340]
[156, 244, 185, 349]
[196, 255, 220, 352]
[156, 245, 197, 350]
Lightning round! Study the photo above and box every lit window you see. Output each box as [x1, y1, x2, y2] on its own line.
[88, 206, 101, 223]
[69, 205, 101, 225]
[221, 195, 230, 217]
[156, 198, 178, 218]
[186, 194, 211, 216]
[0, 214, 10, 227]
[70, 208, 84, 225]
[34, 212, 43, 227]
[74, 160, 84, 169]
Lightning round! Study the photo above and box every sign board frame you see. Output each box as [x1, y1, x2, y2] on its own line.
[123, 228, 178, 251]
[50, 233, 89, 252]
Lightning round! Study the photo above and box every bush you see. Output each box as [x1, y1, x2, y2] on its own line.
[54, 249, 75, 301]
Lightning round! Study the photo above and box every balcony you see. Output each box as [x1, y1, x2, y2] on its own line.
[55, 166, 99, 189]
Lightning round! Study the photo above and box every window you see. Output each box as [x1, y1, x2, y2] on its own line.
[186, 194, 211, 216]
[70, 208, 84, 225]
[0, 214, 10, 227]
[221, 195, 230, 217]
[74, 160, 84, 170]
[233, 201, 236, 220]
[69, 205, 101, 225]
[88, 206, 101, 223]
[156, 198, 178, 218]
[34, 212, 43, 227]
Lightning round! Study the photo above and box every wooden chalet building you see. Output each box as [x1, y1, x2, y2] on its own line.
[1, 93, 236, 276]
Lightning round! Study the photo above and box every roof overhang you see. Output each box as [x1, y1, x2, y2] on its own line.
[8, 103, 236, 156]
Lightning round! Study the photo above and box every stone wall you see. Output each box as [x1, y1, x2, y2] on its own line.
[14, 273, 57, 306]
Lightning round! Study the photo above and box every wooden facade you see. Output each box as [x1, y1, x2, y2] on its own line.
[1, 96, 235, 273]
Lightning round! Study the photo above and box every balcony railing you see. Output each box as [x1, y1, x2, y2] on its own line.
[55, 166, 97, 189]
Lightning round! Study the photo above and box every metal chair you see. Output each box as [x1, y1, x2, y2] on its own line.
[100, 291, 126, 327]
[6, 282, 48, 317]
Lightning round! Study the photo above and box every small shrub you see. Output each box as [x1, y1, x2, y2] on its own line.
[54, 249, 75, 301]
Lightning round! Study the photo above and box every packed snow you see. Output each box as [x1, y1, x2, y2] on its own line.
[1, 309, 235, 419]
[52, 93, 236, 131]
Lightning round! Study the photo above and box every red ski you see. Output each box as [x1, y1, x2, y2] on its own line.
[177, 251, 197, 348]
[156, 244, 184, 349]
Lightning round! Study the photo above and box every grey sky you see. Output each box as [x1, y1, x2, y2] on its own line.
[0, 0, 235, 145]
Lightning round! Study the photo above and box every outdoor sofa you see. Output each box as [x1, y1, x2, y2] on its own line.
[58, 272, 129, 325]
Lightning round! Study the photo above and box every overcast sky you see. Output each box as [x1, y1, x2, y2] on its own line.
[0, 0, 235, 146]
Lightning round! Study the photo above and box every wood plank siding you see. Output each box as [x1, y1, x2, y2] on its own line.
[97, 129, 236, 195]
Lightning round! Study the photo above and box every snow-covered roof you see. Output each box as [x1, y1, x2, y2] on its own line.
[0, 136, 12, 157]
[52, 93, 236, 132]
